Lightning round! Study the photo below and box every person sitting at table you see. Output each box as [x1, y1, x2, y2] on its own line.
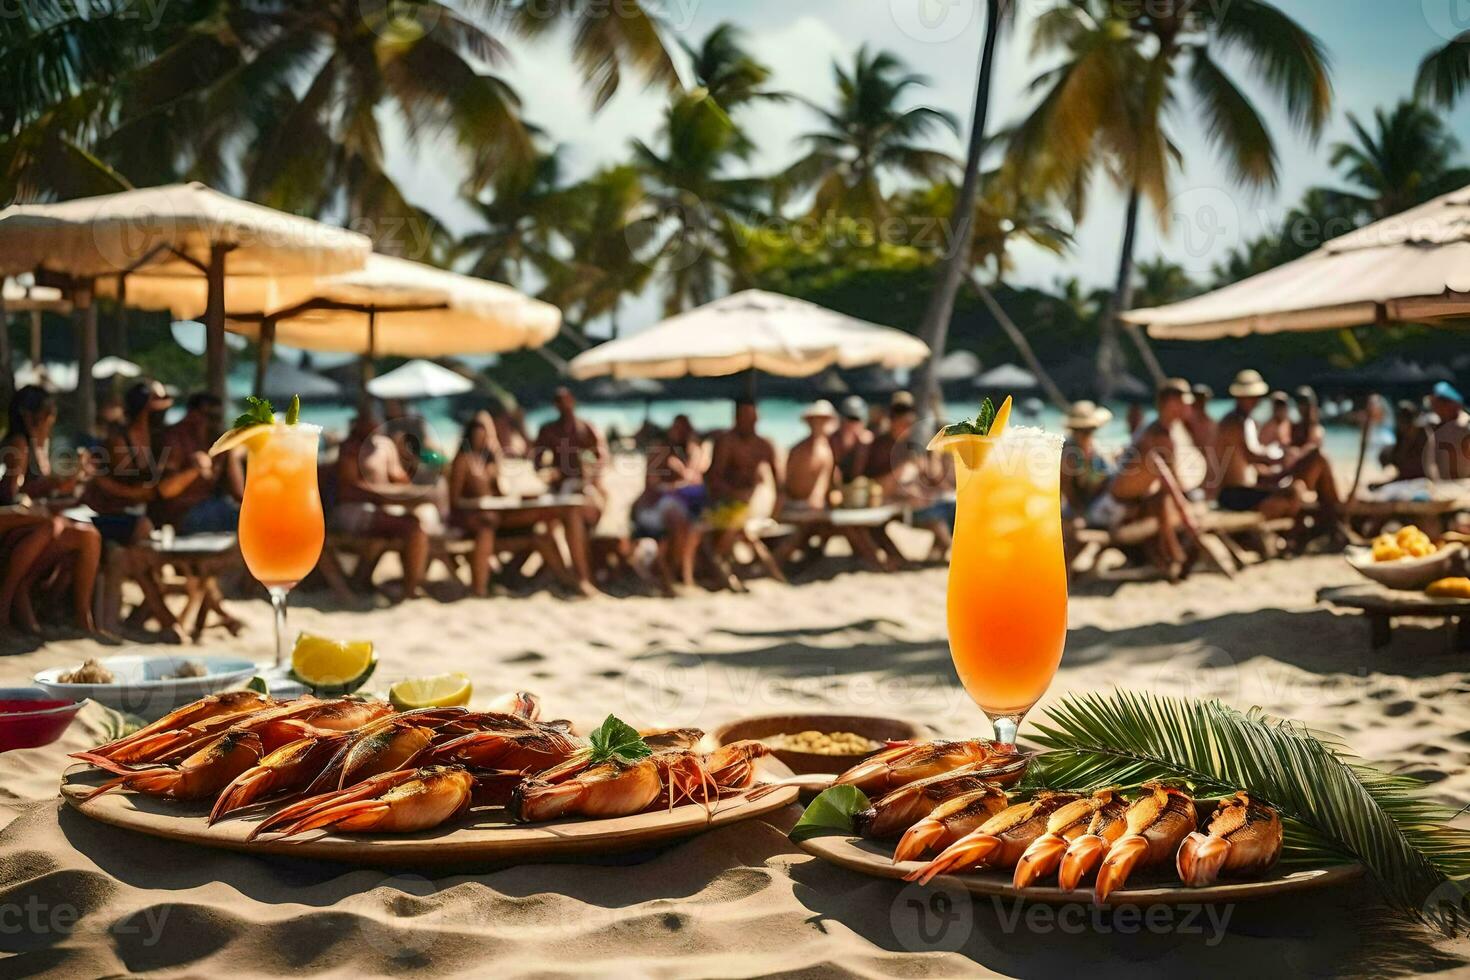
[1428, 381, 1470, 480]
[866, 403, 953, 560]
[447, 412, 503, 597]
[1377, 399, 1435, 485]
[153, 393, 242, 535]
[1216, 370, 1344, 536]
[1291, 386, 1326, 451]
[831, 395, 872, 487]
[783, 400, 838, 516]
[489, 396, 531, 459]
[631, 414, 708, 592]
[335, 408, 432, 600]
[0, 386, 103, 634]
[706, 399, 782, 551]
[1261, 391, 1293, 448]
[1060, 401, 1115, 523]
[533, 386, 607, 512]
[85, 380, 201, 639]
[1096, 379, 1195, 578]
[382, 397, 443, 484]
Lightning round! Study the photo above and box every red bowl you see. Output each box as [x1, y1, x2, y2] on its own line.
[0, 689, 84, 752]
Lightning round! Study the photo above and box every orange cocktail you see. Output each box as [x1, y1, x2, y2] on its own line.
[238, 423, 324, 667]
[943, 423, 1066, 745]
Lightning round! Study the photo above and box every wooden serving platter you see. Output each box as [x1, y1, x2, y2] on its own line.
[798, 834, 1363, 907]
[61, 764, 799, 868]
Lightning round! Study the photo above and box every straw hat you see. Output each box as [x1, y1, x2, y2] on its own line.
[839, 395, 867, 421]
[1157, 377, 1195, 403]
[801, 399, 838, 421]
[1228, 369, 1269, 398]
[1063, 400, 1113, 431]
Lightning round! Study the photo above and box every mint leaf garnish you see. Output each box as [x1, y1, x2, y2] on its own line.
[231, 395, 275, 430]
[938, 397, 997, 438]
[588, 714, 651, 765]
[285, 394, 301, 425]
[790, 785, 871, 842]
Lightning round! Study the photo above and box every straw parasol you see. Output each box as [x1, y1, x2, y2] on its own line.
[365, 359, 475, 400]
[0, 182, 371, 429]
[974, 363, 1039, 390]
[1122, 184, 1470, 339]
[256, 360, 343, 402]
[567, 290, 930, 391]
[225, 254, 561, 398]
[91, 356, 141, 380]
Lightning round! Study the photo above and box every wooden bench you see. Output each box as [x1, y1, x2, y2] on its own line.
[1318, 583, 1470, 649]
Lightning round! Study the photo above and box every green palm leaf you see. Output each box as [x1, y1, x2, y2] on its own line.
[1024, 690, 1470, 929]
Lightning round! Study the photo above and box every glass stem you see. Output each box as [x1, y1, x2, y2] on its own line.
[989, 713, 1022, 748]
[268, 586, 290, 670]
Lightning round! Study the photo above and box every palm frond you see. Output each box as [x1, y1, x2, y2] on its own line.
[1207, 0, 1332, 138]
[1416, 32, 1470, 107]
[1187, 48, 1278, 189]
[1024, 690, 1470, 930]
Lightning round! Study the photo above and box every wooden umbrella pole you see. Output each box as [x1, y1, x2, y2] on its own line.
[254, 318, 276, 398]
[0, 290, 10, 408]
[29, 309, 40, 364]
[1347, 396, 1373, 502]
[76, 279, 98, 437]
[203, 244, 229, 403]
[359, 308, 377, 412]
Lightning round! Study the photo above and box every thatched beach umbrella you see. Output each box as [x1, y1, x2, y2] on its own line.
[1122, 184, 1470, 339]
[0, 182, 371, 431]
[225, 254, 560, 400]
[568, 290, 930, 395]
[365, 359, 475, 400]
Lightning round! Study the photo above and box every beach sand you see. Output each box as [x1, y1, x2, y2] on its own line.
[3, 519, 1470, 973]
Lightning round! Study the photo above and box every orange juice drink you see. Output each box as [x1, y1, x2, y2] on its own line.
[238, 423, 324, 590]
[945, 425, 1066, 736]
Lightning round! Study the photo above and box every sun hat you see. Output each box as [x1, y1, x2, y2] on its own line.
[1270, 390, 1290, 405]
[890, 390, 915, 409]
[1432, 380, 1464, 405]
[1157, 377, 1195, 403]
[1063, 400, 1113, 431]
[801, 399, 838, 421]
[1228, 369, 1269, 398]
[1191, 383, 1214, 402]
[839, 395, 867, 421]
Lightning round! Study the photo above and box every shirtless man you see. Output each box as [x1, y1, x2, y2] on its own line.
[831, 396, 872, 485]
[531, 387, 607, 592]
[1185, 384, 1221, 498]
[1216, 370, 1342, 531]
[1104, 379, 1194, 577]
[1290, 386, 1326, 451]
[868, 405, 954, 559]
[1260, 392, 1293, 448]
[707, 400, 782, 546]
[784, 400, 838, 514]
[335, 410, 432, 600]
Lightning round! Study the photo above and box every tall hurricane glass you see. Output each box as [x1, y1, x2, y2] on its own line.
[945, 426, 1067, 748]
[238, 423, 325, 668]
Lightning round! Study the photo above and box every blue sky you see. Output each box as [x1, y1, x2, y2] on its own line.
[385, 0, 1470, 335]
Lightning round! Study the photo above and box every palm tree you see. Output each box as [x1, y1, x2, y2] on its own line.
[1012, 0, 1332, 396]
[1131, 258, 1197, 309]
[547, 166, 655, 336]
[632, 94, 768, 313]
[1327, 101, 1470, 220]
[457, 147, 571, 283]
[783, 47, 958, 221]
[682, 23, 785, 114]
[1417, 31, 1470, 108]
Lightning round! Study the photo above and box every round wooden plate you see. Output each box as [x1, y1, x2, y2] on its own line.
[61, 763, 799, 868]
[798, 834, 1363, 907]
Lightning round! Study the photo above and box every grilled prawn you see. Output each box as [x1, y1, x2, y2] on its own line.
[1176, 792, 1282, 887]
[1094, 784, 1197, 902]
[891, 786, 1010, 862]
[1013, 790, 1121, 888]
[1057, 789, 1130, 890]
[855, 766, 1005, 840]
[908, 792, 1080, 884]
[252, 766, 475, 839]
[832, 739, 1024, 795]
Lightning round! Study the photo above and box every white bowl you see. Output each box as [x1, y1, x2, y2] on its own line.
[34, 655, 258, 721]
[1345, 542, 1465, 591]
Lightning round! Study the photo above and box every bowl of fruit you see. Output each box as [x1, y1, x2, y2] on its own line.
[1347, 526, 1465, 590]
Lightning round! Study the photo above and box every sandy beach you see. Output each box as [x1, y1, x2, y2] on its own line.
[3, 536, 1469, 975]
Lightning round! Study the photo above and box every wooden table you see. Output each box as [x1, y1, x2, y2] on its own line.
[102, 532, 243, 641]
[1318, 583, 1470, 649]
[771, 504, 904, 573]
[1343, 497, 1470, 535]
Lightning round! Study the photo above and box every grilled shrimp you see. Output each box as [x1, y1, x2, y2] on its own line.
[1057, 789, 1129, 890]
[1094, 784, 1197, 902]
[252, 766, 475, 839]
[81, 730, 264, 802]
[833, 739, 1024, 795]
[702, 740, 770, 793]
[208, 731, 354, 823]
[908, 792, 1080, 885]
[891, 786, 1010, 862]
[509, 757, 664, 822]
[74, 691, 273, 764]
[432, 725, 584, 774]
[1176, 792, 1282, 887]
[855, 766, 1005, 840]
[1013, 790, 1120, 888]
[303, 707, 471, 793]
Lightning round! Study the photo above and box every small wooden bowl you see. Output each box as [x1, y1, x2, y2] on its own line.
[713, 713, 929, 775]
